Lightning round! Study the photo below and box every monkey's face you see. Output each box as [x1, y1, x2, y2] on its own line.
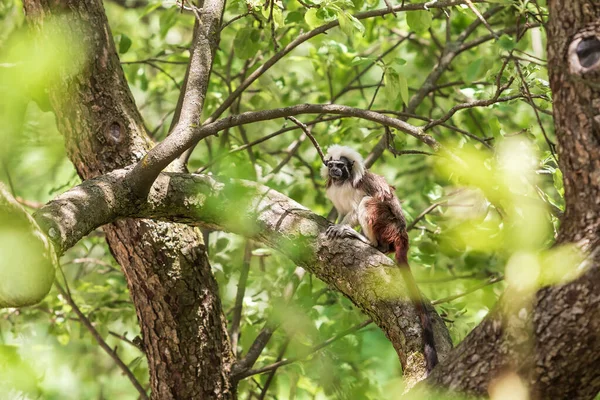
[326, 156, 354, 183]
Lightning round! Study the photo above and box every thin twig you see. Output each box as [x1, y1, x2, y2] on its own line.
[230, 241, 253, 355]
[514, 61, 557, 161]
[1, 159, 16, 196]
[121, 58, 188, 65]
[388, 148, 435, 158]
[196, 116, 343, 173]
[220, 11, 252, 32]
[367, 73, 385, 110]
[108, 331, 145, 352]
[258, 338, 292, 400]
[130, 104, 439, 195]
[286, 117, 325, 163]
[237, 320, 372, 379]
[68, 257, 114, 268]
[424, 94, 524, 132]
[407, 203, 442, 231]
[464, 0, 498, 38]
[431, 275, 504, 305]
[54, 282, 148, 399]
[232, 268, 305, 379]
[15, 196, 43, 209]
[417, 272, 490, 284]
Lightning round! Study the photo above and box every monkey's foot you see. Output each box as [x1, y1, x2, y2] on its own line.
[326, 225, 370, 244]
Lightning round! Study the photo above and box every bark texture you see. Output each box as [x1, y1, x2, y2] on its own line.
[23, 1, 233, 399]
[426, 1, 600, 398]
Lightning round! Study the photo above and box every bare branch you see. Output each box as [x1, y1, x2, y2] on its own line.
[258, 338, 292, 400]
[407, 203, 442, 231]
[237, 320, 372, 379]
[128, 104, 439, 196]
[35, 170, 453, 384]
[287, 116, 326, 163]
[55, 282, 148, 399]
[424, 94, 525, 131]
[220, 11, 253, 31]
[514, 61, 557, 161]
[365, 6, 505, 167]
[197, 116, 344, 173]
[108, 331, 145, 352]
[431, 275, 504, 305]
[230, 241, 253, 355]
[464, 0, 498, 38]
[162, 0, 225, 170]
[205, 0, 490, 125]
[233, 267, 306, 378]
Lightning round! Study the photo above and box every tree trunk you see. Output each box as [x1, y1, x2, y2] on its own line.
[23, 1, 234, 399]
[426, 2, 600, 398]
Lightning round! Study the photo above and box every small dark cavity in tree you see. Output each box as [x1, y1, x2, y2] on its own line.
[576, 37, 600, 68]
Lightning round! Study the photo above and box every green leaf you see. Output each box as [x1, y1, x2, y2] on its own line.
[117, 34, 132, 54]
[464, 58, 483, 82]
[273, 7, 284, 28]
[347, 13, 365, 36]
[498, 34, 516, 51]
[389, 58, 407, 70]
[406, 10, 432, 33]
[350, 56, 377, 66]
[338, 12, 352, 37]
[489, 116, 502, 139]
[285, 11, 304, 23]
[553, 168, 564, 196]
[140, 2, 163, 17]
[159, 7, 178, 38]
[305, 8, 321, 29]
[383, 68, 401, 106]
[233, 27, 262, 59]
[398, 73, 409, 106]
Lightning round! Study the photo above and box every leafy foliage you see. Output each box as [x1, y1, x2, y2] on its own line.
[0, 0, 569, 398]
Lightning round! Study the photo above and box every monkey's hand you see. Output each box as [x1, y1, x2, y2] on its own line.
[326, 225, 370, 244]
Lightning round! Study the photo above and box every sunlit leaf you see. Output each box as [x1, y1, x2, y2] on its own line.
[406, 10, 432, 33]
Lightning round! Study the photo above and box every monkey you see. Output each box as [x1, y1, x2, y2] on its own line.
[321, 145, 438, 372]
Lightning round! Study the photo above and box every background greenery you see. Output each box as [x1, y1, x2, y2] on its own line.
[0, 0, 559, 398]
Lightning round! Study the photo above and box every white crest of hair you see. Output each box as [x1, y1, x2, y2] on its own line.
[320, 145, 366, 186]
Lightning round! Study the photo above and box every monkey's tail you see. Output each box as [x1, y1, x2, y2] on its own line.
[395, 238, 438, 373]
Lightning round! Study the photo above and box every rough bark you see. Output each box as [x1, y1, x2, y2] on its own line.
[22, 1, 233, 399]
[425, 1, 600, 398]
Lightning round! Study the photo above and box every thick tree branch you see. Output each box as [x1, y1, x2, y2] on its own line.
[129, 104, 439, 196]
[34, 170, 453, 386]
[22, 1, 234, 398]
[164, 0, 225, 171]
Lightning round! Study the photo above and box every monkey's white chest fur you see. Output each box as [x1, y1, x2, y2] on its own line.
[326, 183, 365, 217]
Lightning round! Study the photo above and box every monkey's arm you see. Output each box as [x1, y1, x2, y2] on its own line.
[339, 210, 358, 226]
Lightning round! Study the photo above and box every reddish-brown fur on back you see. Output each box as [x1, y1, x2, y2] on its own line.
[359, 172, 438, 372]
[358, 172, 409, 260]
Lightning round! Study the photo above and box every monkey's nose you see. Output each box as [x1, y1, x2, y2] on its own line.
[330, 169, 342, 177]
